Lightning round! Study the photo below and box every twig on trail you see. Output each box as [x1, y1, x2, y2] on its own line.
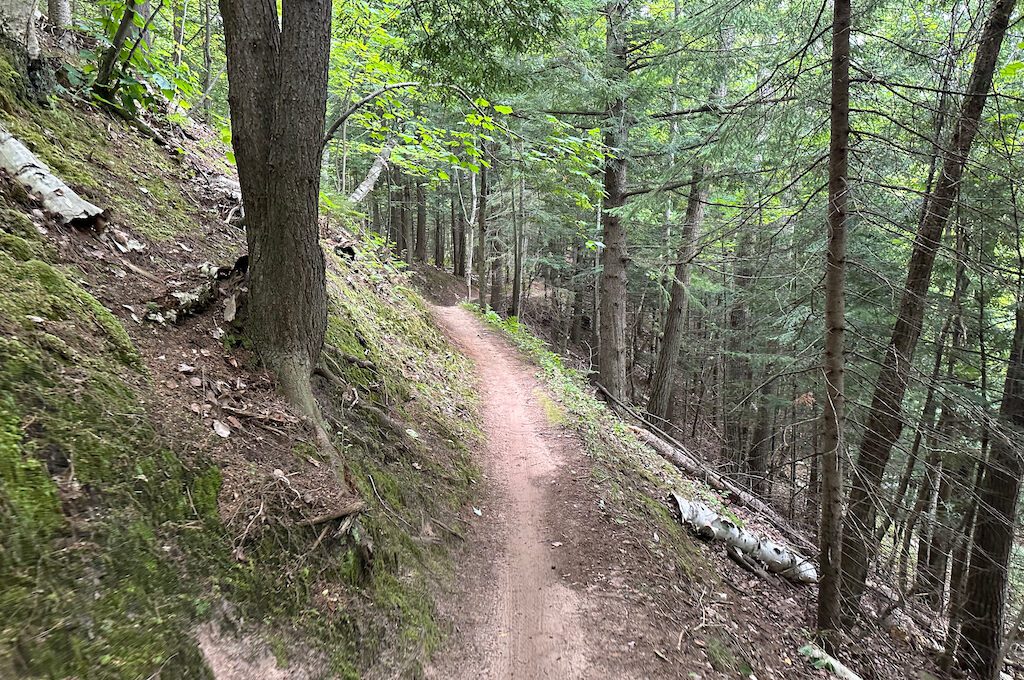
[368, 473, 413, 529]
[236, 498, 265, 548]
[309, 524, 331, 552]
[431, 515, 465, 540]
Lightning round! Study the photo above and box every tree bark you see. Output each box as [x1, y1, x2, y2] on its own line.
[598, 0, 631, 402]
[95, 0, 137, 99]
[220, 0, 331, 420]
[476, 150, 489, 307]
[510, 170, 525, 317]
[818, 0, 850, 642]
[415, 180, 428, 262]
[403, 178, 414, 265]
[48, 0, 71, 29]
[349, 138, 396, 204]
[839, 0, 1016, 621]
[957, 305, 1024, 679]
[647, 169, 708, 422]
[200, 0, 212, 120]
[434, 209, 445, 268]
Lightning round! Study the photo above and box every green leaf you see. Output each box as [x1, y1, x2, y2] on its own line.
[1001, 61, 1024, 78]
[493, 104, 513, 114]
[437, 170, 450, 180]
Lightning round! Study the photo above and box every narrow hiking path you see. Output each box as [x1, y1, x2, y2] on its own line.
[427, 304, 681, 680]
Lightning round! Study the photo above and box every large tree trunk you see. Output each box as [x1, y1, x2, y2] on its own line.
[0, 0, 41, 56]
[647, 169, 708, 423]
[220, 0, 331, 421]
[598, 0, 630, 402]
[817, 0, 850, 642]
[838, 0, 1016, 621]
[956, 306, 1024, 679]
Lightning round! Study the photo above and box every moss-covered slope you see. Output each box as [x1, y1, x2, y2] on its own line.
[0, 51, 478, 679]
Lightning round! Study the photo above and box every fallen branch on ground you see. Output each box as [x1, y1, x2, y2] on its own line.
[0, 124, 105, 228]
[799, 643, 862, 679]
[673, 493, 817, 584]
[295, 499, 366, 526]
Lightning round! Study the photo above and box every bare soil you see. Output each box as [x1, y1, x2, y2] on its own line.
[427, 305, 715, 679]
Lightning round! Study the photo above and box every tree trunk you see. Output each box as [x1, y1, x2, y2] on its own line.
[219, 0, 331, 421]
[598, 0, 630, 402]
[0, 0, 38, 55]
[403, 178, 414, 265]
[95, 0, 137, 99]
[415, 180, 428, 262]
[453, 180, 466, 277]
[839, 0, 1016, 621]
[476, 151, 489, 307]
[647, 169, 708, 422]
[510, 171, 525, 317]
[723, 230, 753, 471]
[201, 0, 212, 121]
[489, 234, 505, 311]
[818, 0, 850, 642]
[957, 305, 1024, 679]
[434, 210, 445, 268]
[171, 0, 185, 66]
[48, 0, 71, 29]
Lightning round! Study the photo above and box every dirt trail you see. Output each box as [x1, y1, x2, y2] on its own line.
[424, 303, 700, 680]
[429, 305, 592, 678]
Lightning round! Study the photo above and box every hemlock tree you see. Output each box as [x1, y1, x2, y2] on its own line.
[219, 0, 332, 422]
[597, 0, 630, 402]
[817, 0, 850, 644]
[957, 304, 1024, 679]
[838, 0, 1018, 620]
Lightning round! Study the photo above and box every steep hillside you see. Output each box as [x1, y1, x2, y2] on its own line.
[0, 48, 480, 678]
[0, 42, 914, 680]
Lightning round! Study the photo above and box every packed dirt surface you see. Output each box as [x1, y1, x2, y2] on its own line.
[428, 305, 686, 680]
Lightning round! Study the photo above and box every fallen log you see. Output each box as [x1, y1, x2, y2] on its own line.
[593, 383, 817, 557]
[673, 493, 817, 584]
[799, 644, 862, 680]
[631, 424, 818, 557]
[0, 124, 105, 228]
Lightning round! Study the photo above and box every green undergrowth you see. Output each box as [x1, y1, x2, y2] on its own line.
[475, 306, 723, 580]
[275, 247, 480, 675]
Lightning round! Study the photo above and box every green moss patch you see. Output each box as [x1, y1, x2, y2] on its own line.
[0, 247, 224, 678]
[0, 50, 200, 242]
